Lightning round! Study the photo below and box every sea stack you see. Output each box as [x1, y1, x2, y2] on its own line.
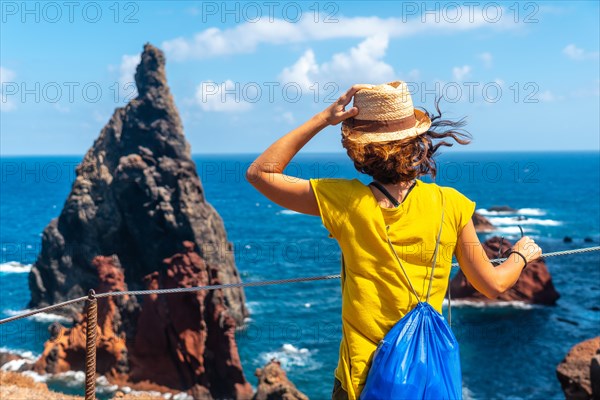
[556, 336, 600, 399]
[28, 43, 247, 325]
[472, 212, 494, 232]
[29, 42, 257, 397]
[449, 236, 560, 304]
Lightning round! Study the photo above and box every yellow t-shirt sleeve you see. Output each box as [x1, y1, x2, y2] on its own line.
[445, 187, 477, 236]
[309, 178, 349, 239]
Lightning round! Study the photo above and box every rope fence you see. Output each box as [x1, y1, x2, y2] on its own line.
[0, 245, 598, 399]
[84, 290, 97, 400]
[1, 246, 598, 326]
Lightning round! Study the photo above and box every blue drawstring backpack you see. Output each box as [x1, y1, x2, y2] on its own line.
[359, 191, 463, 400]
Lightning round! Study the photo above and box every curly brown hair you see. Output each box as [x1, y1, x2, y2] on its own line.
[341, 97, 472, 184]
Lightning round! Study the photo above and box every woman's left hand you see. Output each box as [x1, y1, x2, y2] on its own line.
[319, 84, 373, 126]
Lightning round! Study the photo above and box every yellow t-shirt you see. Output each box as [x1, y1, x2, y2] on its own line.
[309, 177, 476, 400]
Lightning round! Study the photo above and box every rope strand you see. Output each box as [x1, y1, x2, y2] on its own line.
[1, 246, 598, 326]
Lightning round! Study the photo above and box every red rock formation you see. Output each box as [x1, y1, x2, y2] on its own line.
[34, 256, 135, 376]
[556, 336, 600, 399]
[472, 212, 494, 232]
[34, 244, 254, 398]
[130, 241, 253, 398]
[253, 360, 308, 400]
[449, 236, 560, 304]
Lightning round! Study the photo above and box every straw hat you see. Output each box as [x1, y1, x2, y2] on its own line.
[341, 80, 432, 143]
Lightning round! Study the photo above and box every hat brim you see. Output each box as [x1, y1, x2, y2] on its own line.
[342, 109, 432, 144]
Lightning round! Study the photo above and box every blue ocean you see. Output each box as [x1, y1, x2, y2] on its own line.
[1, 151, 599, 399]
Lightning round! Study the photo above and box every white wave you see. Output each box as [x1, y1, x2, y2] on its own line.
[476, 208, 513, 216]
[0, 347, 38, 360]
[463, 384, 476, 400]
[246, 301, 263, 315]
[517, 208, 546, 216]
[172, 393, 194, 400]
[13, 369, 192, 399]
[1, 368, 47, 383]
[443, 299, 539, 309]
[50, 371, 192, 399]
[492, 226, 530, 234]
[277, 209, 300, 215]
[1, 358, 35, 372]
[4, 309, 71, 324]
[0, 262, 32, 273]
[20, 370, 47, 383]
[257, 343, 322, 371]
[476, 208, 546, 217]
[487, 217, 561, 226]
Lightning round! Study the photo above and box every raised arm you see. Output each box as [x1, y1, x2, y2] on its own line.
[454, 220, 543, 299]
[245, 84, 372, 215]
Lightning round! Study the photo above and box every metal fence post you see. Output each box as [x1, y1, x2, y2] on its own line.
[85, 289, 98, 400]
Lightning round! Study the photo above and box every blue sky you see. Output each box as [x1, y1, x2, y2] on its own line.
[1, 1, 599, 155]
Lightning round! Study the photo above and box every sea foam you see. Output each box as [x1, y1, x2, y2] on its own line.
[442, 298, 539, 310]
[476, 208, 546, 216]
[277, 209, 300, 215]
[257, 343, 322, 371]
[1, 367, 192, 399]
[4, 309, 71, 324]
[0, 262, 32, 273]
[487, 217, 561, 226]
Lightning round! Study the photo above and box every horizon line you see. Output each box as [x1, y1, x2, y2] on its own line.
[1, 149, 599, 157]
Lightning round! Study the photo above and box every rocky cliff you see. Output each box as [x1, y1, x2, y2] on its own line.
[472, 212, 494, 232]
[253, 360, 309, 400]
[556, 336, 600, 400]
[450, 236, 560, 304]
[27, 43, 264, 397]
[34, 243, 254, 398]
[28, 43, 247, 325]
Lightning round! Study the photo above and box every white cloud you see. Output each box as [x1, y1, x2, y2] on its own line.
[93, 110, 111, 123]
[407, 69, 420, 81]
[195, 80, 253, 112]
[538, 90, 563, 102]
[479, 52, 493, 68]
[278, 35, 395, 90]
[54, 104, 70, 113]
[563, 44, 599, 61]
[107, 54, 141, 100]
[282, 112, 294, 124]
[452, 65, 471, 81]
[0, 66, 15, 83]
[118, 54, 141, 91]
[185, 6, 200, 16]
[162, 10, 519, 61]
[275, 111, 295, 124]
[1, 66, 17, 112]
[279, 49, 320, 90]
[570, 79, 600, 98]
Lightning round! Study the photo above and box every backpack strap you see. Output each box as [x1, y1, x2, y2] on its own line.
[426, 191, 445, 303]
[386, 231, 422, 302]
[448, 270, 452, 328]
[385, 189, 445, 306]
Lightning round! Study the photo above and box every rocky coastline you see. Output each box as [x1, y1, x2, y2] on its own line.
[16, 43, 306, 400]
[450, 235, 561, 305]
